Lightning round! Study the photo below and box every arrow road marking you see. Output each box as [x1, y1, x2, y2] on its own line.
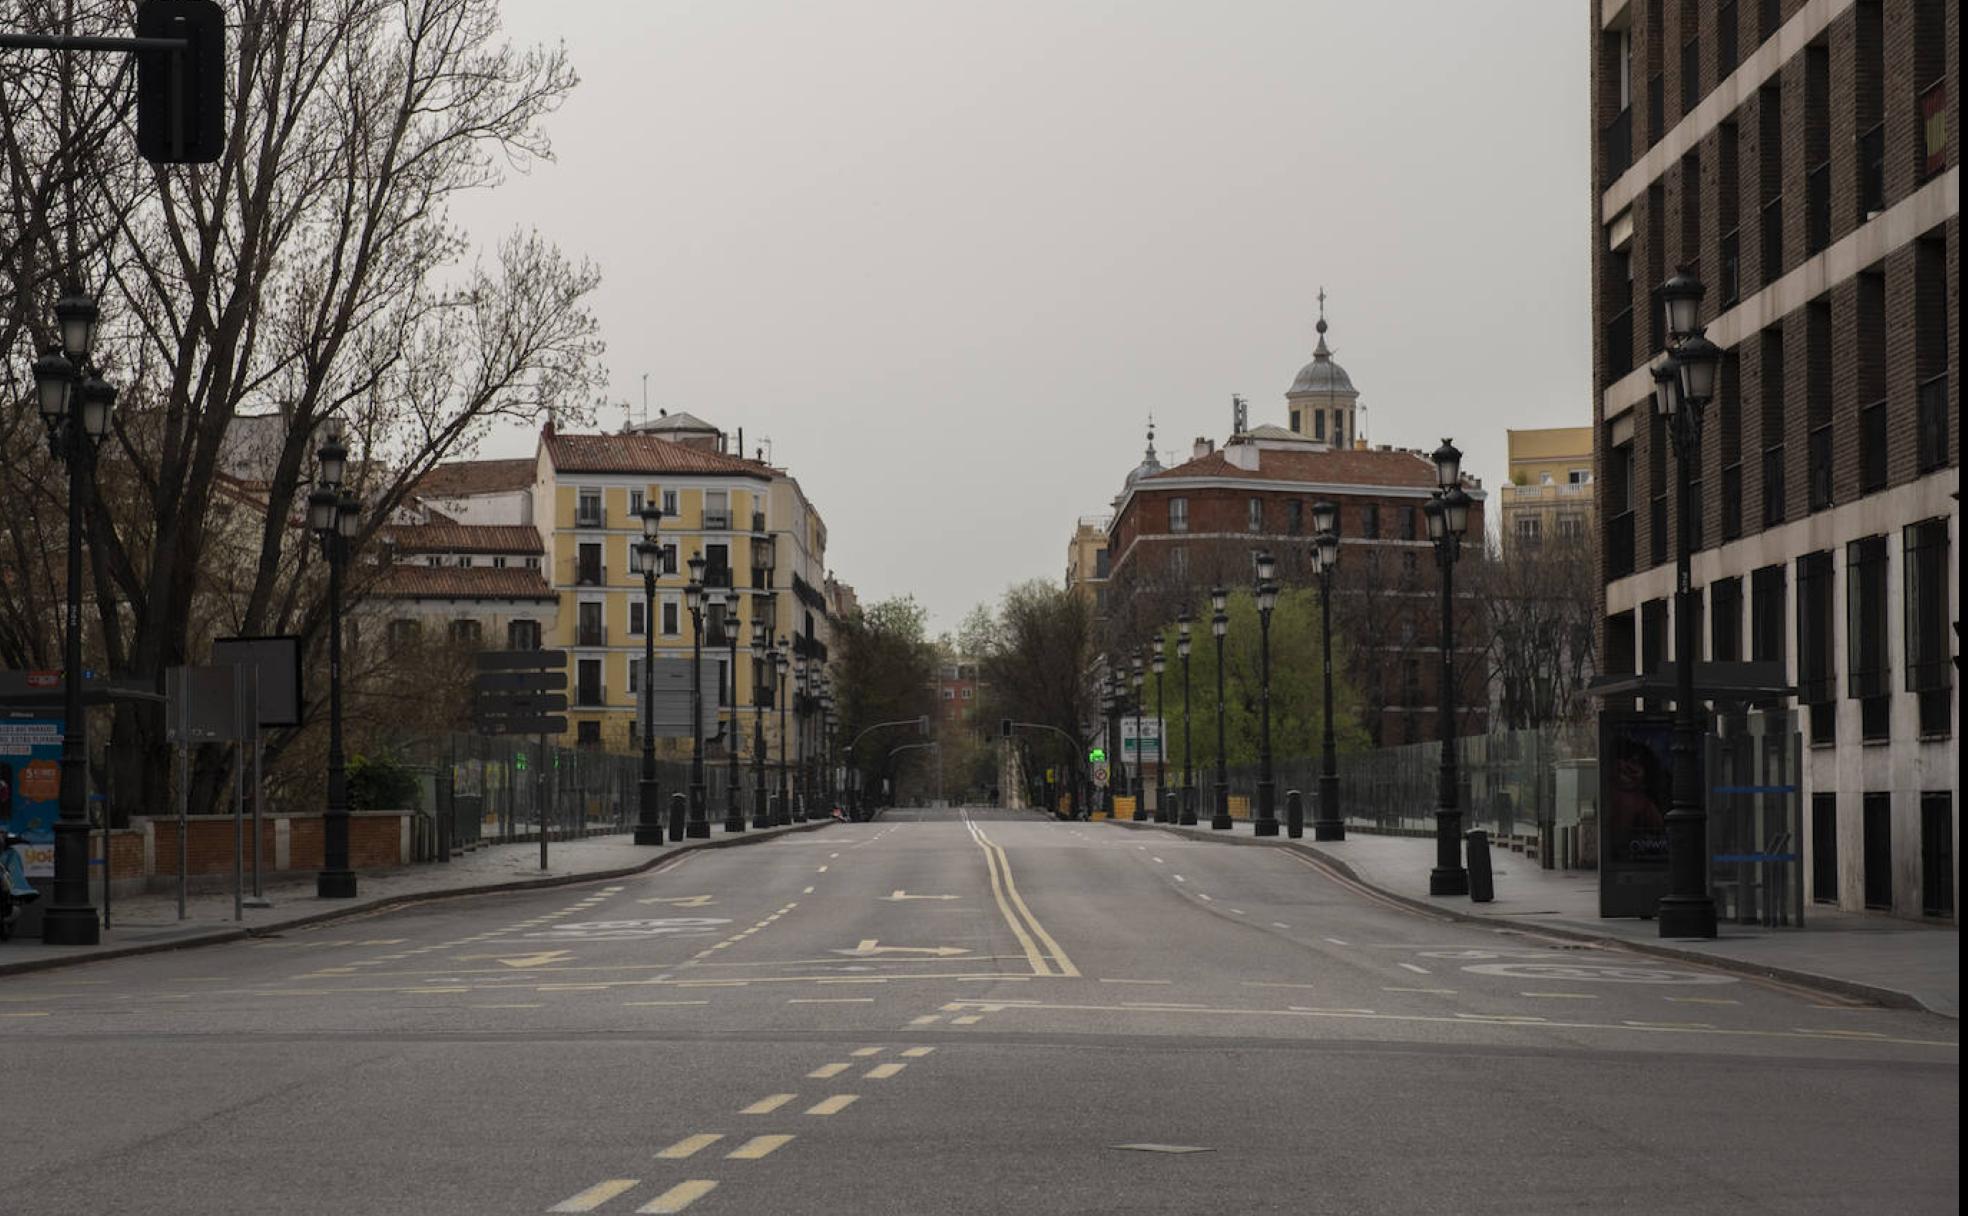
[638, 895, 716, 907]
[456, 950, 573, 969]
[830, 940, 971, 958]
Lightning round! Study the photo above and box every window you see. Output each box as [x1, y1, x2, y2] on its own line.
[507, 619, 541, 650]
[1759, 84, 1783, 285]
[661, 489, 678, 515]
[577, 600, 605, 647]
[1169, 546, 1188, 579]
[1904, 518, 1952, 736]
[1863, 792, 1892, 910]
[703, 543, 730, 587]
[1750, 563, 1786, 673]
[1915, 236, 1949, 472]
[1719, 0, 1738, 73]
[1847, 536, 1891, 741]
[1515, 516, 1543, 548]
[1759, 328, 1785, 526]
[716, 659, 729, 708]
[627, 657, 641, 694]
[1711, 576, 1743, 662]
[1556, 513, 1586, 540]
[1402, 658, 1422, 707]
[577, 542, 602, 585]
[1247, 498, 1264, 533]
[704, 491, 730, 530]
[1361, 504, 1380, 539]
[387, 618, 421, 652]
[1314, 410, 1326, 441]
[629, 600, 647, 637]
[577, 489, 603, 527]
[1807, 300, 1832, 512]
[448, 618, 482, 647]
[1921, 792, 1954, 917]
[576, 720, 602, 747]
[942, 688, 955, 701]
[961, 687, 974, 700]
[1641, 598, 1668, 686]
[662, 601, 680, 636]
[1811, 792, 1838, 904]
[1401, 551, 1418, 576]
[629, 489, 644, 515]
[576, 658, 603, 707]
[1797, 551, 1835, 743]
[1168, 498, 1189, 533]
[1287, 501, 1304, 536]
[1290, 409, 1301, 433]
[493, 555, 508, 569]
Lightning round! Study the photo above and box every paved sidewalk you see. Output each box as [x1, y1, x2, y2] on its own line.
[1106, 816, 1960, 1017]
[1, 821, 834, 978]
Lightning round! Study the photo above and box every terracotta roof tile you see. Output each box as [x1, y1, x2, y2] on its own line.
[370, 566, 556, 601]
[1147, 446, 1440, 489]
[414, 457, 538, 497]
[544, 432, 771, 478]
[382, 523, 544, 554]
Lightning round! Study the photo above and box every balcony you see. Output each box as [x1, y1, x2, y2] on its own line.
[1604, 106, 1633, 181]
[1721, 462, 1743, 541]
[1918, 374, 1949, 473]
[1760, 195, 1783, 286]
[575, 505, 606, 529]
[1858, 122, 1886, 218]
[1805, 161, 1831, 255]
[702, 566, 733, 590]
[575, 681, 606, 708]
[1608, 510, 1636, 579]
[1860, 401, 1888, 493]
[576, 621, 608, 648]
[1762, 444, 1787, 526]
[1605, 305, 1634, 379]
[575, 561, 605, 587]
[702, 512, 731, 531]
[1808, 424, 1834, 512]
[751, 511, 767, 534]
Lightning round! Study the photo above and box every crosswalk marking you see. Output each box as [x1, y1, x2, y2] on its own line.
[654, 1134, 722, 1159]
[548, 1179, 638, 1212]
[805, 1094, 858, 1116]
[851, 1047, 884, 1057]
[741, 1094, 796, 1115]
[635, 1180, 718, 1213]
[807, 1063, 850, 1078]
[727, 1134, 794, 1160]
[865, 1063, 906, 1079]
[900, 1046, 935, 1058]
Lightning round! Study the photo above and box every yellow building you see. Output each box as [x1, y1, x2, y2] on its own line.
[1499, 426, 1595, 553]
[1065, 515, 1110, 621]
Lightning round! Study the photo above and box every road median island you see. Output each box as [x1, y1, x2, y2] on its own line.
[0, 819, 836, 980]
[1098, 817, 1936, 1015]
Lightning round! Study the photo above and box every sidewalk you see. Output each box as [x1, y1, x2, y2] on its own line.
[1, 821, 834, 979]
[1106, 817, 1960, 1018]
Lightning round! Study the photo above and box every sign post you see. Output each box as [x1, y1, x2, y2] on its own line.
[474, 650, 568, 871]
[212, 636, 302, 910]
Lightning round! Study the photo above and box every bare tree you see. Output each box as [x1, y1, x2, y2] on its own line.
[1471, 531, 1599, 729]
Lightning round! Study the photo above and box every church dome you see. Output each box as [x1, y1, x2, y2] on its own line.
[1124, 423, 1164, 486]
[1287, 321, 1358, 399]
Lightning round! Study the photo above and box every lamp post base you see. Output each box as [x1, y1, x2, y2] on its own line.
[1428, 866, 1468, 897]
[1178, 786, 1198, 827]
[1210, 783, 1232, 830]
[317, 869, 358, 899]
[751, 788, 771, 831]
[686, 786, 710, 838]
[1656, 895, 1718, 939]
[1314, 774, 1345, 840]
[634, 777, 665, 845]
[1313, 819, 1346, 842]
[1253, 780, 1278, 836]
[38, 904, 99, 946]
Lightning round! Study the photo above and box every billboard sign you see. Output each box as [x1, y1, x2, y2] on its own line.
[0, 717, 63, 877]
[1597, 711, 1674, 918]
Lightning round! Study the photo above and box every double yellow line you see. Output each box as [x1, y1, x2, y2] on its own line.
[964, 816, 1078, 978]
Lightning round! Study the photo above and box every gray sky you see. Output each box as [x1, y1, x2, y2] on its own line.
[455, 1, 1590, 634]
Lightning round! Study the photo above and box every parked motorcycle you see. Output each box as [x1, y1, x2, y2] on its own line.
[1, 832, 40, 942]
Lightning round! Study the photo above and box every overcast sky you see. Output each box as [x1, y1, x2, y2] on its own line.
[454, 1, 1590, 634]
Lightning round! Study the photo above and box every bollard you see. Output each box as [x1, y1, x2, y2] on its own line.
[1285, 789, 1304, 839]
[667, 792, 687, 843]
[1465, 829, 1495, 903]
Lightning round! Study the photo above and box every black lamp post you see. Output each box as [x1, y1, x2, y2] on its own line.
[1103, 667, 1124, 818]
[722, 589, 745, 832]
[1210, 586, 1232, 830]
[32, 289, 113, 943]
[1310, 502, 1345, 842]
[793, 657, 808, 818]
[1150, 637, 1167, 823]
[1177, 614, 1196, 826]
[820, 686, 836, 814]
[1253, 552, 1280, 837]
[1425, 440, 1472, 896]
[774, 647, 792, 823]
[303, 423, 362, 899]
[684, 552, 710, 838]
[750, 610, 772, 830]
[1129, 652, 1147, 820]
[632, 503, 666, 846]
[1654, 266, 1723, 939]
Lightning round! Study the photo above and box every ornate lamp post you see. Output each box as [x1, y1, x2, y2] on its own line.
[1210, 586, 1232, 830]
[31, 289, 115, 942]
[632, 502, 667, 846]
[774, 646, 792, 823]
[1654, 267, 1723, 939]
[1129, 652, 1147, 820]
[820, 686, 836, 815]
[750, 609, 773, 830]
[1253, 552, 1280, 837]
[1103, 666, 1124, 818]
[684, 553, 710, 838]
[1150, 636, 1167, 824]
[1310, 502, 1345, 841]
[302, 423, 362, 899]
[1425, 441, 1472, 895]
[1176, 614, 1196, 826]
[792, 656, 808, 817]
[722, 589, 745, 832]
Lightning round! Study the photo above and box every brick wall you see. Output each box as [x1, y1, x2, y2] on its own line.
[140, 813, 405, 878]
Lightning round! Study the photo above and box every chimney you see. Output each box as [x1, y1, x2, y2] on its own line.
[1193, 437, 1214, 460]
[1225, 440, 1260, 472]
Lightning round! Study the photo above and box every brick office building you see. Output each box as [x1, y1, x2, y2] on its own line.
[1591, 0, 1957, 919]
[1103, 314, 1489, 746]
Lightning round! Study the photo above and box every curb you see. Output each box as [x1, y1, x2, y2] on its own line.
[1101, 818, 1938, 1016]
[0, 819, 836, 981]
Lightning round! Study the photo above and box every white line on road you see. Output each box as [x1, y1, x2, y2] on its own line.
[1272, 922, 1290, 929]
[803, 886, 815, 894]
[1173, 875, 1186, 883]
[1522, 992, 1600, 999]
[1383, 987, 1457, 994]
[1099, 978, 1173, 985]
[789, 998, 875, 1004]
[1324, 937, 1350, 946]
[1397, 963, 1430, 974]
[1196, 894, 1213, 902]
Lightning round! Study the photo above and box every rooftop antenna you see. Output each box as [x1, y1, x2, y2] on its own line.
[1232, 394, 1248, 435]
[641, 373, 649, 426]
[759, 435, 774, 466]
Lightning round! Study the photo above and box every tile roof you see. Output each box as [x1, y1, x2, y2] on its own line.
[1147, 445, 1440, 489]
[369, 566, 557, 601]
[544, 432, 771, 478]
[382, 523, 544, 554]
[414, 457, 538, 497]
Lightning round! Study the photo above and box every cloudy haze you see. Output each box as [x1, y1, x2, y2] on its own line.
[453, 1, 1590, 632]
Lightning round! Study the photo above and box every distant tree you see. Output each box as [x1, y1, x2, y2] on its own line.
[1471, 531, 1598, 728]
[833, 596, 937, 806]
[975, 581, 1098, 808]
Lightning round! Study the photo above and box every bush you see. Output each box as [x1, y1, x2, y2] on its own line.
[346, 752, 422, 811]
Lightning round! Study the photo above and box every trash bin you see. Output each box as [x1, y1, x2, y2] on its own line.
[1285, 789, 1304, 839]
[1465, 829, 1495, 903]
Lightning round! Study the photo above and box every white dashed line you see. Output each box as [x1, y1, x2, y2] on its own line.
[1398, 963, 1430, 975]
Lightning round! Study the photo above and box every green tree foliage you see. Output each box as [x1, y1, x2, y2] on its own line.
[975, 581, 1097, 798]
[833, 596, 938, 803]
[346, 751, 422, 812]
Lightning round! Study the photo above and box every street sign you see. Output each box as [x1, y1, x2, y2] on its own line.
[1092, 763, 1111, 787]
[473, 714, 567, 737]
[472, 692, 568, 716]
[473, 670, 567, 694]
[474, 650, 569, 737]
[475, 648, 570, 671]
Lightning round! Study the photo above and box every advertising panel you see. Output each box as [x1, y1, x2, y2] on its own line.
[0, 717, 63, 877]
[1597, 711, 1673, 917]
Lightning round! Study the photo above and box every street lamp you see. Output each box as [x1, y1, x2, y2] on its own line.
[1425, 439, 1471, 896]
[631, 502, 666, 846]
[820, 686, 836, 815]
[684, 552, 709, 838]
[1310, 502, 1345, 841]
[751, 608, 774, 830]
[1253, 552, 1280, 837]
[1129, 652, 1146, 820]
[1210, 586, 1232, 830]
[1150, 637, 1167, 824]
[32, 288, 115, 943]
[1176, 614, 1196, 826]
[722, 589, 745, 832]
[1103, 665, 1125, 818]
[1654, 268, 1723, 940]
[773, 646, 792, 823]
[303, 421, 361, 898]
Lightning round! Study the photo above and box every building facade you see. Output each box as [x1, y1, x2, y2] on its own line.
[1064, 515, 1111, 621]
[1500, 426, 1597, 554]
[1591, 0, 1957, 919]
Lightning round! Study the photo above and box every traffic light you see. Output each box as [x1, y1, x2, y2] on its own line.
[1088, 747, 1106, 764]
[135, 1, 226, 164]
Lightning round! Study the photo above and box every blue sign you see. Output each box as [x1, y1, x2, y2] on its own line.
[1, 718, 63, 877]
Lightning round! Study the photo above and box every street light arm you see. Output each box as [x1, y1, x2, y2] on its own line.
[849, 717, 927, 753]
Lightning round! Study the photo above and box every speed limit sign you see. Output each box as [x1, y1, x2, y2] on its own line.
[1092, 763, 1111, 787]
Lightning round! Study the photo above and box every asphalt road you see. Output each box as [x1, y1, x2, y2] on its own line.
[5, 808, 1957, 1215]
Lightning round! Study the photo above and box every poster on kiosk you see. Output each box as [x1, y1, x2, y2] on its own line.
[1, 718, 64, 877]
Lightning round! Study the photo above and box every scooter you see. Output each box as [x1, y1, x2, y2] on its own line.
[1, 832, 40, 942]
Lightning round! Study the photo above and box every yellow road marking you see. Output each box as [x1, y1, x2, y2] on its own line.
[655, 1134, 723, 1160]
[741, 1094, 796, 1115]
[909, 1015, 940, 1025]
[727, 1134, 794, 1160]
[807, 1063, 850, 1078]
[865, 1063, 906, 1079]
[966, 820, 1049, 976]
[972, 820, 1080, 978]
[952, 1015, 983, 1025]
[635, 1179, 718, 1213]
[851, 1047, 884, 1057]
[549, 1179, 639, 1212]
[805, 1094, 858, 1115]
[901, 1046, 935, 1057]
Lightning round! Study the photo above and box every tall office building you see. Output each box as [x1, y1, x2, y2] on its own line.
[1591, 0, 1956, 919]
